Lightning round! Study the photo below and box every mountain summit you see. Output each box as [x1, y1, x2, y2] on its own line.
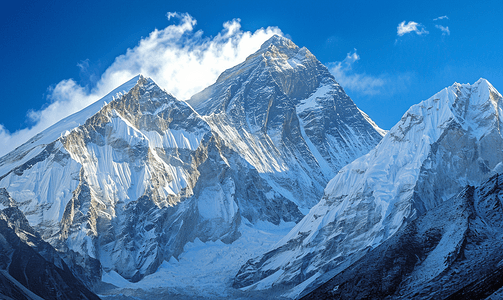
[188, 34, 384, 209]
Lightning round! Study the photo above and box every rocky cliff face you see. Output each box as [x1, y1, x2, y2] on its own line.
[234, 79, 503, 298]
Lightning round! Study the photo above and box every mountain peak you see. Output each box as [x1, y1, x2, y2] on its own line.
[135, 74, 154, 86]
[187, 35, 384, 210]
[476, 77, 494, 89]
[235, 34, 309, 71]
[451, 78, 498, 94]
[259, 34, 298, 51]
[129, 74, 160, 93]
[430, 79, 502, 138]
[191, 34, 333, 111]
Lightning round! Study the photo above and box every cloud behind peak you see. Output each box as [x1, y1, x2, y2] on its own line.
[0, 13, 282, 158]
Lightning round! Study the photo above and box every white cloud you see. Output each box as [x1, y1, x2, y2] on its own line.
[91, 12, 282, 100]
[0, 13, 281, 157]
[397, 21, 429, 36]
[327, 49, 386, 96]
[0, 79, 100, 158]
[435, 24, 450, 35]
[433, 15, 449, 21]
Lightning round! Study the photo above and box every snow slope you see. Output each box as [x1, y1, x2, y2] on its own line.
[0, 75, 140, 177]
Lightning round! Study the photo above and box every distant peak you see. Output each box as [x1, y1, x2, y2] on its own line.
[259, 34, 298, 51]
[473, 78, 494, 91]
[452, 78, 493, 90]
[475, 78, 490, 85]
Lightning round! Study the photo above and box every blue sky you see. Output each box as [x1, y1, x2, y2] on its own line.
[1, 0, 502, 155]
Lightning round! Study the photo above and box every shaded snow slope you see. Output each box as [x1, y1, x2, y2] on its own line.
[234, 79, 503, 297]
[0, 75, 140, 177]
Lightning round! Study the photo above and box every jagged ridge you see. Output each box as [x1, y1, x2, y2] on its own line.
[302, 173, 503, 299]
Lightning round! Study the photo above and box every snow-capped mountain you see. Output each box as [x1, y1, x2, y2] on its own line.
[234, 79, 503, 298]
[0, 35, 385, 298]
[188, 35, 384, 210]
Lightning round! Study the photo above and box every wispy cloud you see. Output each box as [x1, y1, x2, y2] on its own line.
[0, 79, 97, 158]
[0, 12, 282, 157]
[327, 49, 409, 96]
[397, 21, 429, 36]
[433, 15, 449, 21]
[435, 24, 450, 35]
[328, 50, 385, 95]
